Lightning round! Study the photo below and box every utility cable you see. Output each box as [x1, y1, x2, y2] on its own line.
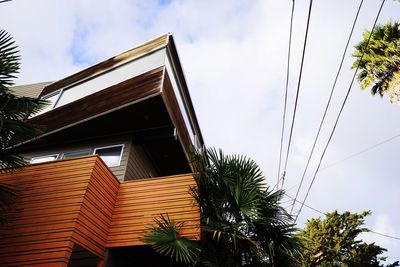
[294, 0, 387, 222]
[289, 0, 364, 214]
[281, 0, 314, 189]
[285, 193, 400, 241]
[285, 131, 400, 193]
[277, 0, 296, 190]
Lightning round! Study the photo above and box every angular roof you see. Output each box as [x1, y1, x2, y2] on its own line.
[10, 81, 53, 98]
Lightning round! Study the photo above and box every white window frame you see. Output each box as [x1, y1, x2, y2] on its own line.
[93, 144, 124, 167]
[30, 154, 60, 164]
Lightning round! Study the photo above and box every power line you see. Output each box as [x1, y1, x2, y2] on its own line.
[294, 0, 387, 222]
[289, 0, 365, 214]
[285, 131, 400, 193]
[369, 230, 400, 241]
[281, 0, 314, 189]
[285, 193, 400, 241]
[277, 0, 296, 190]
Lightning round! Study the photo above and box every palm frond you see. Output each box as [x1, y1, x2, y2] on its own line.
[0, 30, 20, 90]
[144, 214, 200, 264]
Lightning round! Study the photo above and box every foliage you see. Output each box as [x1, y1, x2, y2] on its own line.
[298, 210, 399, 267]
[145, 148, 300, 266]
[352, 21, 400, 103]
[144, 214, 200, 264]
[0, 30, 47, 222]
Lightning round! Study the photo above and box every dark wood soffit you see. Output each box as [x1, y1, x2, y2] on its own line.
[29, 67, 164, 136]
[161, 72, 193, 164]
[41, 34, 170, 96]
[167, 36, 204, 147]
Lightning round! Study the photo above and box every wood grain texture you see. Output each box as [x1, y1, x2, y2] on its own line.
[41, 34, 169, 97]
[0, 158, 199, 265]
[29, 67, 164, 136]
[0, 156, 119, 266]
[107, 173, 200, 247]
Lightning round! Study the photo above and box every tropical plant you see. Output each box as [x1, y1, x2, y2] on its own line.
[145, 148, 300, 266]
[297, 210, 399, 267]
[352, 21, 400, 103]
[0, 30, 47, 222]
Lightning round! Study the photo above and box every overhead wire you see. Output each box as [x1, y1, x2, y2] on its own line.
[285, 193, 400, 241]
[294, 0, 387, 222]
[285, 131, 400, 193]
[281, 0, 314, 189]
[289, 0, 365, 214]
[276, 0, 296, 190]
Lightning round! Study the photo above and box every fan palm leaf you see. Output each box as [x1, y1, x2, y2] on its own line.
[352, 21, 400, 103]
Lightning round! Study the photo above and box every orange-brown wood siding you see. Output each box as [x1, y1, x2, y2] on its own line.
[107, 173, 200, 247]
[0, 156, 119, 266]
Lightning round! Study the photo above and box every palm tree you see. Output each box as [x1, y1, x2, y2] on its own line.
[0, 30, 47, 222]
[145, 148, 300, 266]
[352, 21, 400, 103]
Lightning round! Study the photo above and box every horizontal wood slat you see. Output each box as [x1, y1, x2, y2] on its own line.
[0, 156, 119, 266]
[0, 158, 199, 265]
[107, 173, 200, 247]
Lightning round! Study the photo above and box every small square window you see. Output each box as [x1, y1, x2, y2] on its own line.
[31, 154, 59, 164]
[61, 150, 91, 160]
[93, 145, 123, 167]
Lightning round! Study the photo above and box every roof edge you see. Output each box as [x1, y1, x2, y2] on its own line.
[40, 33, 170, 96]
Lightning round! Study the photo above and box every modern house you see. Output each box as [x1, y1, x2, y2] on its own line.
[0, 34, 203, 266]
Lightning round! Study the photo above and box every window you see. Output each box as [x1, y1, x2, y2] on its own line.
[32, 90, 61, 117]
[61, 150, 91, 160]
[30, 154, 59, 164]
[93, 145, 124, 167]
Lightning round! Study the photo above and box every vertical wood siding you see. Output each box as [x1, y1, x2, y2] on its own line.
[0, 156, 119, 266]
[106, 173, 200, 247]
[124, 143, 158, 180]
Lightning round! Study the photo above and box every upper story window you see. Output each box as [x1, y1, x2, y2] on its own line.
[34, 90, 61, 117]
[93, 145, 124, 167]
[61, 150, 91, 160]
[30, 154, 59, 164]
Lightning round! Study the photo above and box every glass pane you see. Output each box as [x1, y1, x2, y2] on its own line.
[62, 150, 91, 159]
[94, 146, 123, 167]
[31, 155, 58, 164]
[32, 92, 60, 117]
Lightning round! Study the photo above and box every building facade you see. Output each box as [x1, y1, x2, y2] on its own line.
[0, 34, 203, 266]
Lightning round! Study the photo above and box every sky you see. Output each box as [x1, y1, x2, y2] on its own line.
[1, 0, 399, 258]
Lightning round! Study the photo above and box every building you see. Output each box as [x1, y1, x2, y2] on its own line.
[0, 34, 203, 266]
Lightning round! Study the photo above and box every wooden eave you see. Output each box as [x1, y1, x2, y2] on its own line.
[40, 34, 170, 97]
[28, 67, 164, 136]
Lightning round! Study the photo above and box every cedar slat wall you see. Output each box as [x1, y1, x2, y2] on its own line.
[107, 173, 200, 247]
[0, 156, 119, 266]
[0, 158, 199, 265]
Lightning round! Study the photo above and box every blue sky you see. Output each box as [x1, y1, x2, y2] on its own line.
[1, 0, 400, 258]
